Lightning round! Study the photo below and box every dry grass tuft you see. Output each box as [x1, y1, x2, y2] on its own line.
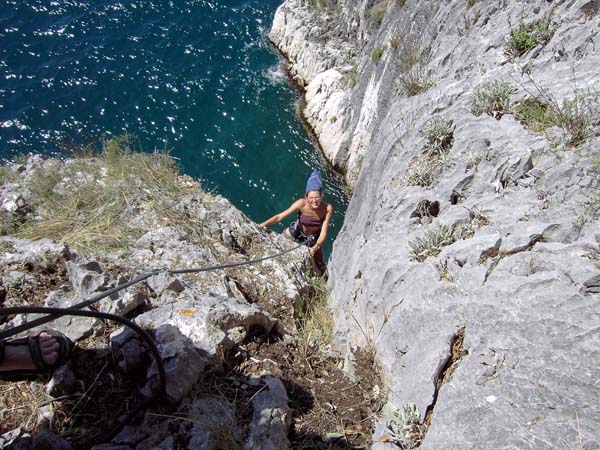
[14, 135, 206, 254]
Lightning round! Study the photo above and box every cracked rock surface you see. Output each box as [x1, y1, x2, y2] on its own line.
[271, 0, 600, 447]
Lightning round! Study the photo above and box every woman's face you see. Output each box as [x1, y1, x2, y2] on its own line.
[305, 190, 322, 209]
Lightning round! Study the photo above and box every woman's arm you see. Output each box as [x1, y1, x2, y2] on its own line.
[309, 203, 334, 255]
[259, 199, 304, 228]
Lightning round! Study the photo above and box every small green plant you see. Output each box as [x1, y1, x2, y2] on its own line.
[370, 1, 388, 27]
[512, 97, 559, 132]
[460, 207, 490, 239]
[470, 79, 517, 119]
[422, 116, 455, 157]
[372, 47, 385, 64]
[557, 97, 596, 147]
[295, 275, 333, 357]
[341, 64, 358, 89]
[382, 403, 426, 448]
[467, 0, 477, 7]
[396, 0, 406, 6]
[506, 10, 557, 57]
[397, 40, 434, 96]
[306, 0, 338, 10]
[409, 224, 459, 262]
[406, 116, 455, 187]
[0, 166, 18, 185]
[390, 36, 400, 49]
[405, 156, 436, 187]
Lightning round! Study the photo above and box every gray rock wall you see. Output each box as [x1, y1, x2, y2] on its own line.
[271, 0, 600, 448]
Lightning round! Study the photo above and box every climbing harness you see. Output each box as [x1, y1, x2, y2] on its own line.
[0, 240, 305, 434]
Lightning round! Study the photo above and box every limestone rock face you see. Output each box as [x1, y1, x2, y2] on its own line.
[271, 0, 600, 447]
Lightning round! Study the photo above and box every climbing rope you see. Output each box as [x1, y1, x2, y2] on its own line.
[0, 240, 305, 341]
[0, 239, 306, 433]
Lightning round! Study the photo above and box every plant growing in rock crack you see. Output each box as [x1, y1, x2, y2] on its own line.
[512, 97, 559, 132]
[372, 46, 385, 64]
[510, 62, 600, 146]
[396, 39, 434, 96]
[422, 116, 455, 157]
[295, 275, 333, 359]
[405, 116, 454, 187]
[505, 8, 557, 58]
[470, 79, 517, 119]
[460, 206, 490, 239]
[340, 63, 358, 89]
[370, 1, 388, 27]
[350, 299, 402, 359]
[380, 402, 426, 449]
[409, 224, 459, 262]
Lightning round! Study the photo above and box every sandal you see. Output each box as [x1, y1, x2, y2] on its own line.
[0, 329, 73, 374]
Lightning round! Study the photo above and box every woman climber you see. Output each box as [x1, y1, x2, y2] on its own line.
[260, 170, 333, 276]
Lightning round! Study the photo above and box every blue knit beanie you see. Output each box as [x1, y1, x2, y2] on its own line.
[305, 170, 323, 193]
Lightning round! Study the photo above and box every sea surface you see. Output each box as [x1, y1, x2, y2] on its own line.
[0, 0, 348, 259]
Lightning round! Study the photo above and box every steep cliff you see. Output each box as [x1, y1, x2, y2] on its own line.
[271, 0, 600, 448]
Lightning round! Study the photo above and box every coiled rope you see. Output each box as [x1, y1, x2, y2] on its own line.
[0, 240, 306, 433]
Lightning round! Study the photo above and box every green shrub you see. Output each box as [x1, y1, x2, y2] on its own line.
[370, 1, 388, 27]
[558, 98, 595, 147]
[513, 89, 599, 146]
[0, 166, 17, 185]
[409, 224, 459, 262]
[506, 11, 557, 57]
[372, 47, 385, 64]
[341, 64, 358, 89]
[422, 117, 455, 156]
[383, 403, 426, 448]
[512, 97, 559, 132]
[406, 116, 455, 187]
[397, 41, 434, 96]
[470, 80, 517, 118]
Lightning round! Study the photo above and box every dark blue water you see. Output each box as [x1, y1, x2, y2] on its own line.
[0, 0, 347, 258]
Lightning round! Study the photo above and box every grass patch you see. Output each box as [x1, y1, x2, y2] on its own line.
[510, 65, 600, 146]
[295, 276, 333, 358]
[0, 165, 18, 185]
[14, 135, 206, 254]
[397, 40, 434, 96]
[341, 63, 358, 89]
[306, 0, 339, 12]
[512, 97, 559, 132]
[370, 1, 388, 27]
[406, 116, 455, 187]
[372, 47, 385, 64]
[557, 96, 599, 147]
[470, 79, 517, 119]
[506, 9, 557, 57]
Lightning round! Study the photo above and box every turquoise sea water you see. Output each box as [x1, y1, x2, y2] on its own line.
[0, 0, 347, 258]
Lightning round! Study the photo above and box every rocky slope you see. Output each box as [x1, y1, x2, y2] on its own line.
[270, 0, 600, 448]
[0, 152, 310, 449]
